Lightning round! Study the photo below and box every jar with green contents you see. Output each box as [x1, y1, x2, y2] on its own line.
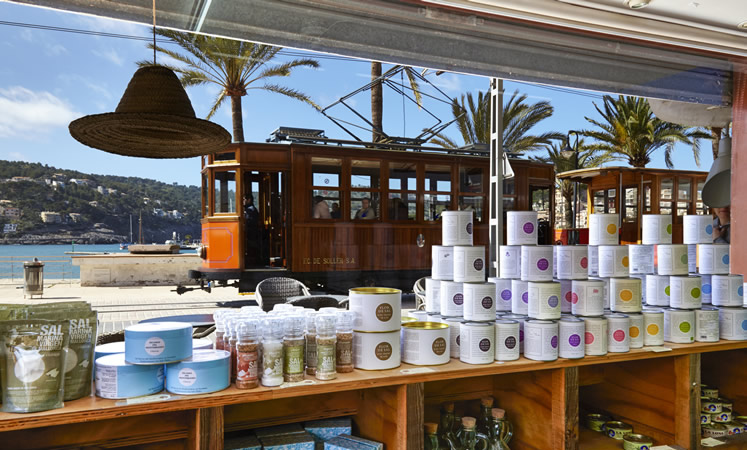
[604, 421, 633, 440]
[315, 314, 337, 381]
[623, 433, 653, 450]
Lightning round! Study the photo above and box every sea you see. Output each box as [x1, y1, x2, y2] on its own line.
[0, 244, 126, 281]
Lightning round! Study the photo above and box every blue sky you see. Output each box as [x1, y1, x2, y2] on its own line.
[0, 2, 714, 187]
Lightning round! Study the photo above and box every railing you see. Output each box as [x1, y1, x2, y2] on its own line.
[0, 255, 75, 284]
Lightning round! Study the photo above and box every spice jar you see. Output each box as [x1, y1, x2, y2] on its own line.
[261, 317, 284, 387]
[336, 310, 354, 373]
[228, 320, 239, 382]
[236, 320, 259, 389]
[214, 311, 226, 351]
[283, 315, 305, 382]
[305, 311, 319, 376]
[315, 314, 337, 380]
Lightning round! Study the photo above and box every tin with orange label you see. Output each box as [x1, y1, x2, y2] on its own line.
[402, 322, 450, 366]
[611, 277, 642, 313]
[642, 309, 664, 346]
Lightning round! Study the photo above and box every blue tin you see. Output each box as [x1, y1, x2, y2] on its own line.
[165, 349, 230, 395]
[125, 322, 193, 364]
[94, 353, 164, 399]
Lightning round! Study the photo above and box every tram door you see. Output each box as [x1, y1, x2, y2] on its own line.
[244, 171, 286, 268]
[530, 185, 552, 245]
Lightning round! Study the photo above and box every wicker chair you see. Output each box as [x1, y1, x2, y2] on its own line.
[413, 277, 427, 311]
[255, 277, 311, 312]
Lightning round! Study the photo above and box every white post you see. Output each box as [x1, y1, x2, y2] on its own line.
[489, 79, 504, 277]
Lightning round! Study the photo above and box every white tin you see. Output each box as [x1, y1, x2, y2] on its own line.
[598, 245, 630, 278]
[664, 308, 695, 343]
[683, 215, 713, 244]
[670, 275, 703, 309]
[431, 245, 454, 280]
[718, 307, 747, 341]
[95, 353, 164, 399]
[454, 245, 485, 283]
[582, 316, 608, 356]
[494, 319, 520, 361]
[712, 274, 744, 307]
[605, 313, 630, 353]
[698, 244, 730, 275]
[556, 245, 589, 280]
[700, 274, 713, 304]
[688, 244, 698, 274]
[511, 279, 529, 315]
[442, 210, 473, 246]
[527, 281, 561, 320]
[402, 322, 450, 365]
[349, 287, 402, 332]
[588, 214, 619, 246]
[627, 312, 644, 348]
[124, 322, 193, 365]
[425, 276, 441, 313]
[489, 277, 513, 312]
[695, 307, 720, 343]
[165, 350, 230, 395]
[643, 309, 665, 346]
[507, 211, 538, 245]
[463, 282, 496, 321]
[642, 214, 673, 245]
[442, 317, 464, 358]
[571, 279, 605, 317]
[353, 330, 401, 370]
[501, 314, 528, 354]
[498, 245, 521, 279]
[559, 317, 585, 359]
[524, 320, 559, 361]
[459, 321, 495, 364]
[557, 278, 573, 313]
[440, 281, 464, 317]
[588, 245, 599, 276]
[521, 245, 554, 282]
[646, 274, 670, 307]
[628, 245, 655, 275]
[610, 277, 642, 313]
[656, 244, 689, 276]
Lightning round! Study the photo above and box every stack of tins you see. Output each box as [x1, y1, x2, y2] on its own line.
[350, 288, 403, 370]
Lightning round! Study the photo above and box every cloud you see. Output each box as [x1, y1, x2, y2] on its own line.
[57, 74, 114, 100]
[429, 73, 463, 94]
[6, 152, 29, 161]
[0, 87, 81, 138]
[92, 48, 125, 66]
[66, 14, 150, 38]
[18, 29, 34, 42]
[45, 44, 68, 56]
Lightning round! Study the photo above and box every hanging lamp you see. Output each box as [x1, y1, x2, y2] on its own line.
[68, 1, 230, 158]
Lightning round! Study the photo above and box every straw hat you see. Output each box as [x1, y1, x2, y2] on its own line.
[69, 65, 231, 158]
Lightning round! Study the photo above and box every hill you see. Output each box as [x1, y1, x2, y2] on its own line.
[0, 160, 201, 244]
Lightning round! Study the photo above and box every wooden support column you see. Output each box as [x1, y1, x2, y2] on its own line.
[730, 67, 747, 274]
[189, 406, 224, 450]
[674, 354, 700, 450]
[552, 367, 579, 450]
[406, 383, 425, 450]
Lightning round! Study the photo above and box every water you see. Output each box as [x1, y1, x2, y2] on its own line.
[0, 244, 126, 280]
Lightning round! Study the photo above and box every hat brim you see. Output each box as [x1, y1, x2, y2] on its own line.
[69, 112, 232, 159]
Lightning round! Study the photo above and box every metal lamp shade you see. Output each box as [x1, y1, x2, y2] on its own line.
[702, 136, 731, 208]
[69, 65, 231, 158]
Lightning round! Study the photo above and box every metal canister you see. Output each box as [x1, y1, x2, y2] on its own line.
[718, 307, 747, 341]
[702, 386, 719, 399]
[702, 423, 729, 438]
[724, 421, 744, 435]
[523, 319, 558, 362]
[663, 308, 695, 343]
[499, 245, 522, 279]
[598, 245, 630, 278]
[642, 309, 664, 346]
[527, 281, 561, 320]
[556, 245, 589, 280]
[463, 282, 496, 321]
[702, 397, 723, 413]
[557, 278, 573, 314]
[494, 319, 520, 361]
[701, 412, 712, 425]
[502, 313, 528, 354]
[453, 245, 485, 283]
[521, 245, 554, 282]
[424, 276, 441, 313]
[604, 421, 633, 440]
[442, 317, 463, 359]
[559, 317, 585, 359]
[669, 275, 703, 309]
[588, 245, 599, 276]
[401, 322, 450, 366]
[713, 409, 733, 423]
[718, 398, 733, 411]
[440, 281, 464, 317]
[711, 274, 744, 307]
[627, 313, 644, 349]
[610, 277, 642, 313]
[622, 433, 654, 450]
[459, 321, 495, 364]
[606, 313, 630, 353]
[583, 316, 608, 356]
[585, 413, 610, 432]
[571, 279, 605, 317]
[511, 279, 529, 316]
[489, 277, 513, 312]
[695, 307, 720, 342]
[645, 274, 670, 307]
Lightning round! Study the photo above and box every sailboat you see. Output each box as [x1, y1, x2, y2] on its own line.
[120, 214, 134, 250]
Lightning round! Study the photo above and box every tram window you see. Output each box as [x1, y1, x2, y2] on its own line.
[677, 202, 689, 218]
[678, 178, 692, 200]
[459, 196, 483, 222]
[214, 151, 236, 162]
[624, 187, 638, 223]
[660, 201, 673, 216]
[593, 190, 605, 213]
[312, 190, 339, 219]
[351, 160, 380, 189]
[660, 178, 673, 201]
[214, 171, 237, 214]
[389, 193, 415, 220]
[424, 194, 450, 221]
[425, 165, 451, 192]
[696, 181, 709, 215]
[503, 197, 516, 211]
[531, 186, 551, 221]
[503, 179, 515, 196]
[460, 167, 483, 193]
[351, 192, 379, 220]
[643, 184, 652, 213]
[607, 189, 617, 214]
[312, 157, 341, 188]
[389, 162, 417, 191]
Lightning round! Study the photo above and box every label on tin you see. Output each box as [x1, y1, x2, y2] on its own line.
[178, 368, 197, 386]
[376, 303, 394, 322]
[432, 338, 447, 356]
[145, 337, 166, 356]
[376, 342, 393, 360]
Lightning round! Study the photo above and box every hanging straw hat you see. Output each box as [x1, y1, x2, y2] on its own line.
[69, 65, 231, 158]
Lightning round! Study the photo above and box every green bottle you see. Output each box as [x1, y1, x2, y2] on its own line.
[425, 422, 441, 450]
[455, 417, 489, 450]
[439, 402, 458, 449]
[487, 408, 513, 450]
[476, 397, 495, 437]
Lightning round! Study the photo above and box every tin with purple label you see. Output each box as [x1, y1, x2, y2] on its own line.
[501, 313, 527, 354]
[463, 282, 496, 321]
[499, 245, 522, 279]
[507, 211, 538, 245]
[559, 317, 585, 359]
[459, 322, 495, 364]
[511, 279, 529, 315]
[454, 245, 485, 283]
[521, 245, 554, 282]
[440, 281, 464, 317]
[489, 277, 513, 312]
[494, 319, 520, 361]
[524, 319, 558, 361]
[441, 210, 473, 246]
[527, 281, 561, 320]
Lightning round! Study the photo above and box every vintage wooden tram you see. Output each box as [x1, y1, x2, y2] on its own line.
[190, 138, 554, 292]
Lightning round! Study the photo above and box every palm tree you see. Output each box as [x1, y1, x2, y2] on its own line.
[139, 30, 320, 142]
[581, 95, 711, 168]
[429, 90, 563, 152]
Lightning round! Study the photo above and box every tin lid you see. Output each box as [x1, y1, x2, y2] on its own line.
[642, 309, 664, 314]
[623, 434, 653, 444]
[701, 396, 718, 402]
[604, 313, 629, 319]
[462, 321, 493, 327]
[350, 287, 401, 295]
[495, 319, 519, 325]
[586, 413, 611, 421]
[442, 316, 464, 324]
[527, 319, 557, 324]
[699, 306, 719, 312]
[501, 314, 528, 319]
[560, 317, 584, 323]
[401, 316, 418, 324]
[703, 423, 728, 430]
[126, 321, 193, 333]
[582, 316, 607, 322]
[604, 421, 633, 431]
[403, 321, 449, 330]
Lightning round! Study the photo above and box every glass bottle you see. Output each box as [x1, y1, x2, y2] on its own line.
[305, 311, 319, 376]
[235, 320, 259, 389]
[425, 422, 441, 450]
[439, 402, 458, 449]
[488, 408, 513, 450]
[455, 417, 489, 450]
[283, 315, 305, 382]
[476, 397, 494, 437]
[335, 310, 354, 373]
[315, 314, 337, 380]
[261, 317, 284, 387]
[213, 311, 225, 351]
[222, 316, 234, 352]
[228, 320, 239, 382]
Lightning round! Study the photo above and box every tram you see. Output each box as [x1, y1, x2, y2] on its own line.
[189, 135, 554, 293]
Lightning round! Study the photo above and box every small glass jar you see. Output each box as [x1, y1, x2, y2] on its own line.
[315, 314, 337, 381]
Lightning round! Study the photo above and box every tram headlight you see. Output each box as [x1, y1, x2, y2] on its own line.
[197, 244, 208, 259]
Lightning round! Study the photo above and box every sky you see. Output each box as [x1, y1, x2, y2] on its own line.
[0, 2, 715, 187]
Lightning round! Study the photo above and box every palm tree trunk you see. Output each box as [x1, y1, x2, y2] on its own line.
[371, 61, 383, 142]
[711, 127, 722, 159]
[231, 95, 244, 142]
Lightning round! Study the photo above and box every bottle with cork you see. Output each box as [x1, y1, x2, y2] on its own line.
[487, 408, 513, 450]
[424, 422, 441, 450]
[455, 417, 489, 450]
[439, 402, 458, 448]
[476, 397, 494, 436]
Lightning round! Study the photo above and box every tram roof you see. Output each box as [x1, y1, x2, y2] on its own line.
[557, 166, 709, 183]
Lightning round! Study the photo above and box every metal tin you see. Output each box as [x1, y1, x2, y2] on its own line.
[426, 312, 442, 323]
[700, 274, 713, 304]
[698, 244, 730, 275]
[718, 307, 747, 340]
[670, 275, 703, 309]
[695, 307, 720, 342]
[656, 244, 689, 276]
[521, 245, 554, 282]
[553, 246, 558, 278]
[165, 350, 230, 395]
[611, 277, 642, 313]
[523, 320, 558, 361]
[713, 410, 733, 423]
[442, 317, 463, 358]
[622, 433, 653, 450]
[349, 287, 402, 332]
[590, 277, 611, 309]
[683, 214, 713, 244]
[588, 213, 619, 246]
[598, 245, 630, 278]
[431, 245, 454, 280]
[712, 274, 744, 307]
[192, 338, 213, 350]
[494, 319, 520, 361]
[353, 331, 401, 370]
[557, 279, 573, 314]
[501, 314, 528, 353]
[499, 245, 522, 279]
[409, 310, 428, 322]
[556, 245, 589, 280]
[702, 423, 729, 438]
[642, 309, 664, 346]
[463, 282, 496, 321]
[559, 317, 585, 359]
[628, 245, 655, 275]
[95, 353, 164, 399]
[724, 421, 744, 435]
[402, 322, 450, 366]
[701, 412, 712, 425]
[627, 313, 644, 349]
[425, 277, 441, 314]
[489, 277, 513, 312]
[124, 322, 193, 365]
[511, 279, 529, 315]
[441, 210, 473, 247]
[586, 413, 611, 432]
[717, 397, 733, 410]
[606, 313, 630, 353]
[507, 211, 538, 245]
[572, 280, 605, 317]
[642, 214, 673, 245]
[459, 321, 495, 364]
[604, 421, 633, 440]
[527, 281, 561, 320]
[583, 316, 608, 356]
[454, 245, 486, 283]
[645, 274, 670, 307]
[702, 397, 722, 413]
[588, 245, 599, 276]
[702, 386, 719, 398]
[440, 281, 464, 317]
[688, 244, 698, 274]
[735, 415, 747, 425]
[664, 308, 695, 343]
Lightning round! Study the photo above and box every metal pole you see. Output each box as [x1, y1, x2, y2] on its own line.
[573, 134, 579, 244]
[489, 78, 504, 277]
